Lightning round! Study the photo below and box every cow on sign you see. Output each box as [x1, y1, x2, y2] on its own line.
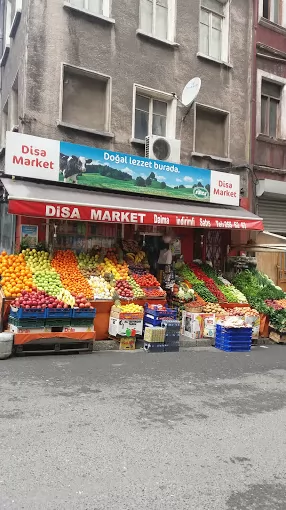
[60, 154, 92, 184]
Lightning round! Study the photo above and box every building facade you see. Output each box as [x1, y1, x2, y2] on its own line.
[0, 0, 254, 259]
[251, 0, 286, 286]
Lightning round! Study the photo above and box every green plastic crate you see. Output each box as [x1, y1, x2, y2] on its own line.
[45, 318, 71, 327]
[8, 316, 46, 329]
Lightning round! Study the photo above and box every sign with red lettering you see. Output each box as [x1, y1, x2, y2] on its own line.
[8, 199, 263, 230]
[5, 132, 240, 206]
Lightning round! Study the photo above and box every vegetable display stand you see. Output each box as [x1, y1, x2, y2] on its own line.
[13, 331, 96, 355]
[220, 303, 250, 309]
[259, 314, 270, 338]
[269, 326, 286, 344]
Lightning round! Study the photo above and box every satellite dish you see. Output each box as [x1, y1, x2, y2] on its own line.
[181, 77, 201, 108]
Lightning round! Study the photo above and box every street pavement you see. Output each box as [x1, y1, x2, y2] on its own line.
[0, 346, 286, 509]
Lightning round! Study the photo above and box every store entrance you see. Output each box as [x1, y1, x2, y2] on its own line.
[141, 234, 162, 276]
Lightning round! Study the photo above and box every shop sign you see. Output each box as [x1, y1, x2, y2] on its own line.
[8, 200, 264, 231]
[5, 132, 240, 206]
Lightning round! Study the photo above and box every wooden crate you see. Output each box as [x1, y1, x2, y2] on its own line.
[269, 328, 286, 344]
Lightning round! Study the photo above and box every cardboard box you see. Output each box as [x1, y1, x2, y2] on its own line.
[119, 338, 136, 350]
[203, 315, 216, 338]
[8, 325, 51, 334]
[108, 317, 143, 337]
[244, 315, 260, 339]
[110, 306, 143, 320]
[63, 326, 94, 333]
[182, 312, 215, 339]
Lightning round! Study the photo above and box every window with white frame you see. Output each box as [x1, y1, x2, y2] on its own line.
[199, 0, 229, 62]
[262, 0, 280, 24]
[60, 65, 111, 133]
[133, 86, 176, 141]
[66, 0, 110, 17]
[261, 80, 282, 137]
[139, 0, 176, 42]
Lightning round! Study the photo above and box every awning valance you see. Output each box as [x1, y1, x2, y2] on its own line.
[2, 178, 264, 231]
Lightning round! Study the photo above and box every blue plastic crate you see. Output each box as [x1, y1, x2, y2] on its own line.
[10, 306, 47, 320]
[72, 308, 96, 319]
[215, 344, 251, 352]
[46, 308, 72, 319]
[144, 306, 177, 319]
[144, 316, 163, 327]
[216, 334, 252, 344]
[216, 339, 251, 348]
[216, 325, 252, 337]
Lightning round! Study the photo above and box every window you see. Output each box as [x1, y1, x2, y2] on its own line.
[139, 0, 175, 42]
[199, 0, 229, 62]
[261, 80, 281, 137]
[195, 104, 229, 158]
[5, 0, 12, 47]
[66, 0, 110, 18]
[263, 0, 280, 24]
[60, 65, 111, 134]
[133, 86, 177, 141]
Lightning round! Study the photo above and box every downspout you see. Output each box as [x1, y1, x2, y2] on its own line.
[0, 0, 4, 91]
[22, 0, 31, 134]
[251, 0, 258, 173]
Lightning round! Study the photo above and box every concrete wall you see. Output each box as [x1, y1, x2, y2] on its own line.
[1, 0, 253, 171]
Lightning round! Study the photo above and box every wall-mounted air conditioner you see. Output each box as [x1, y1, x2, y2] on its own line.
[145, 135, 181, 163]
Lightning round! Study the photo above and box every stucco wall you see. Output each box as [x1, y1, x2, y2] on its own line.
[2, 0, 253, 169]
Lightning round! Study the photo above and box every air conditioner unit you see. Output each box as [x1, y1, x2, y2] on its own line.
[145, 135, 181, 164]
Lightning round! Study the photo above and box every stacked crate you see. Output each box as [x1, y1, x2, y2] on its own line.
[215, 325, 252, 352]
[8, 306, 96, 333]
[162, 320, 180, 352]
[143, 326, 165, 352]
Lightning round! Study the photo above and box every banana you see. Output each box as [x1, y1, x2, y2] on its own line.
[126, 253, 135, 260]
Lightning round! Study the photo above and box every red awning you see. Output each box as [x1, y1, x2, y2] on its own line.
[2, 178, 264, 231]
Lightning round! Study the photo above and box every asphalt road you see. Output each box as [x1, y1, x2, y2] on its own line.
[1, 346, 286, 510]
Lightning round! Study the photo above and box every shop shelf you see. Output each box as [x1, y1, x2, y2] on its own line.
[46, 308, 72, 319]
[10, 306, 46, 320]
[72, 308, 96, 319]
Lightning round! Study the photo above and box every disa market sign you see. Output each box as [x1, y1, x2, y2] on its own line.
[4, 132, 240, 207]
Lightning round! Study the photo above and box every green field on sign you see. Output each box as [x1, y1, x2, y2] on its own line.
[59, 172, 210, 202]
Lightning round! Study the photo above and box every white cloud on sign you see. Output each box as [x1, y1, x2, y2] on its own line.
[183, 176, 194, 183]
[156, 174, 166, 182]
[176, 178, 182, 183]
[122, 167, 135, 177]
